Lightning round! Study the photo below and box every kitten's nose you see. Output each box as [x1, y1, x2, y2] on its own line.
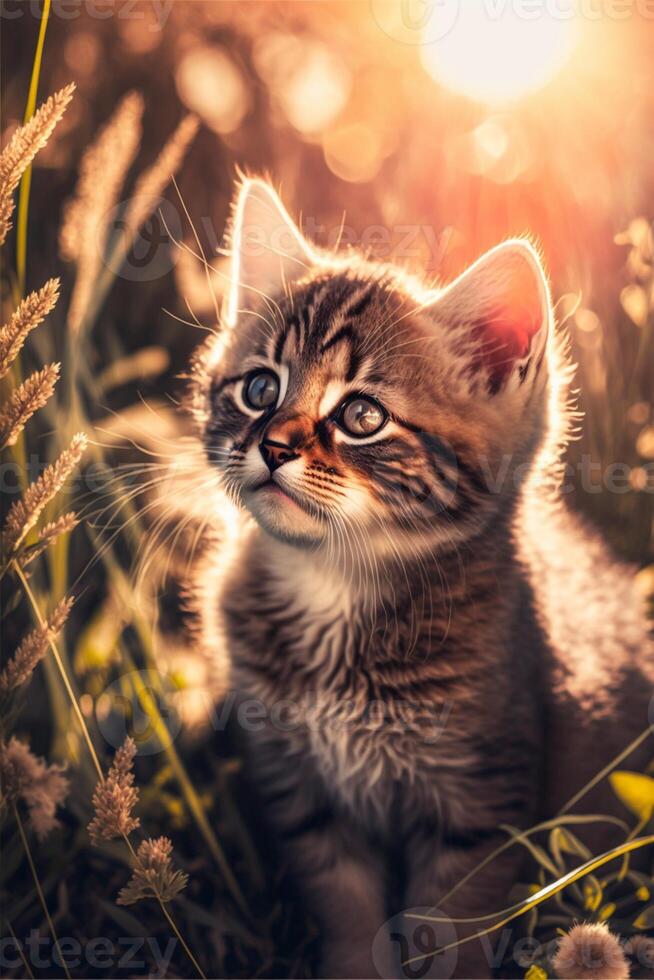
[259, 438, 298, 473]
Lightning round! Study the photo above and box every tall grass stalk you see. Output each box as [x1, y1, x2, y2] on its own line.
[122, 646, 249, 916]
[15, 562, 104, 781]
[15, 0, 51, 298]
[13, 563, 208, 978]
[6, 920, 35, 980]
[437, 724, 654, 909]
[559, 725, 654, 815]
[80, 466, 250, 915]
[13, 802, 71, 980]
[436, 813, 629, 908]
[404, 835, 654, 967]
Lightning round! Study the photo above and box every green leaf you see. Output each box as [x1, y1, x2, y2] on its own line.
[610, 771, 654, 820]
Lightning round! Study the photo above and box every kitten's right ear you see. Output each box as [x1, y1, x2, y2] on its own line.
[425, 239, 551, 398]
[226, 179, 316, 328]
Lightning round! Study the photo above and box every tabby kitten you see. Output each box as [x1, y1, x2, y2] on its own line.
[188, 179, 653, 979]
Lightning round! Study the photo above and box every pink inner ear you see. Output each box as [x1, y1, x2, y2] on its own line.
[471, 282, 543, 394]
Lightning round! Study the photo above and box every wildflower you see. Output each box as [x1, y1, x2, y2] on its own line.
[60, 91, 144, 334]
[2, 432, 87, 555]
[0, 737, 69, 840]
[117, 836, 188, 905]
[552, 922, 630, 980]
[0, 83, 75, 246]
[0, 596, 73, 696]
[0, 363, 60, 448]
[0, 279, 60, 379]
[88, 736, 139, 842]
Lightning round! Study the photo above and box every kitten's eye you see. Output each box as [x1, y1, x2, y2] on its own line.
[338, 396, 387, 437]
[243, 370, 279, 410]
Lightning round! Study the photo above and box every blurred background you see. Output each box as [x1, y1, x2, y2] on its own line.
[3, 0, 654, 559]
[1, 2, 653, 977]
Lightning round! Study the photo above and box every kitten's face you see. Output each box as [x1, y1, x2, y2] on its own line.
[193, 181, 553, 558]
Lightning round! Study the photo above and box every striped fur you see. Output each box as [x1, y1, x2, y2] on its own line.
[184, 180, 653, 979]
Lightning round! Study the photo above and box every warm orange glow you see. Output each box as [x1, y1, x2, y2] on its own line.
[421, 6, 579, 105]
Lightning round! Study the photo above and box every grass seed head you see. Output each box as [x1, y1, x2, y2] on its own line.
[117, 835, 189, 905]
[0, 596, 73, 697]
[0, 737, 69, 840]
[0, 279, 60, 380]
[2, 431, 87, 555]
[0, 363, 60, 448]
[88, 736, 140, 843]
[0, 83, 75, 245]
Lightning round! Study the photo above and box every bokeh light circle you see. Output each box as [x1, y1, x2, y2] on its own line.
[421, 3, 579, 105]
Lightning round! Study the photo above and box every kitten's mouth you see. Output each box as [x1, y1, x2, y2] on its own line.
[252, 478, 313, 515]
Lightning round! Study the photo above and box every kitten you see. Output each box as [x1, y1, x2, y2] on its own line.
[187, 179, 653, 979]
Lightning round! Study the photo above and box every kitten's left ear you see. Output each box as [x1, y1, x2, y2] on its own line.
[226, 178, 316, 328]
[427, 239, 551, 396]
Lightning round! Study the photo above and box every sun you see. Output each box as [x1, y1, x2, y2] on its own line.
[420, 4, 579, 105]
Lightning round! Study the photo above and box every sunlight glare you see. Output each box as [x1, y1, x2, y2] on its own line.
[421, 4, 579, 105]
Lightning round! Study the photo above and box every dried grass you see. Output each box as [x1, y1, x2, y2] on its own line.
[2, 431, 87, 555]
[0, 737, 69, 840]
[88, 736, 140, 842]
[0, 363, 60, 448]
[117, 836, 189, 905]
[0, 596, 73, 697]
[0, 83, 75, 245]
[122, 114, 199, 239]
[0, 278, 60, 379]
[60, 91, 144, 334]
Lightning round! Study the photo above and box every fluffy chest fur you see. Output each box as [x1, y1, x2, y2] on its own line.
[217, 531, 542, 833]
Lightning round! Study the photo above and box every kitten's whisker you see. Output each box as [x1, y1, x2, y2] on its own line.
[163, 304, 217, 336]
[171, 177, 222, 328]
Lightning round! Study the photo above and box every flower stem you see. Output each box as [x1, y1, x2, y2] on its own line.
[6, 919, 35, 980]
[14, 803, 71, 980]
[160, 899, 207, 980]
[121, 836, 206, 979]
[14, 561, 103, 781]
[14, 569, 208, 978]
[16, 0, 52, 297]
[559, 725, 653, 815]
